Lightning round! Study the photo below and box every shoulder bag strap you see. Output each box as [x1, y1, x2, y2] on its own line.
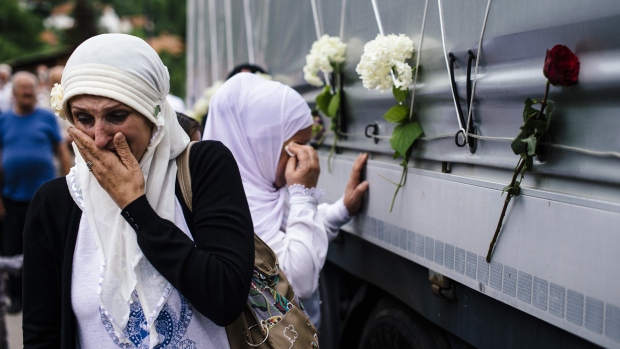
[176, 141, 198, 211]
[175, 140, 248, 348]
[176, 140, 303, 348]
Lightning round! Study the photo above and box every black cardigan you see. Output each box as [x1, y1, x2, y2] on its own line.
[22, 141, 255, 349]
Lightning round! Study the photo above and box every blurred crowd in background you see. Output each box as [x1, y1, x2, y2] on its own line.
[0, 0, 189, 324]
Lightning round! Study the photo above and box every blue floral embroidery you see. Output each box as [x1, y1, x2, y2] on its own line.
[101, 291, 195, 348]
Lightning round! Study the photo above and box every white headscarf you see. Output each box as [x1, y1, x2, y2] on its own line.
[59, 34, 189, 345]
[203, 73, 312, 242]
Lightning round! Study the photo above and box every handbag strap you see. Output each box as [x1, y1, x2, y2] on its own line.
[175, 141, 276, 275]
[176, 141, 306, 347]
[176, 141, 198, 211]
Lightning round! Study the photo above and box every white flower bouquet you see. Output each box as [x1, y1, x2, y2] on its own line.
[188, 72, 271, 121]
[303, 35, 347, 87]
[187, 80, 224, 121]
[303, 35, 347, 171]
[356, 34, 423, 212]
[356, 34, 414, 91]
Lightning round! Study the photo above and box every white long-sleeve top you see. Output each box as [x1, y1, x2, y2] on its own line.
[319, 197, 350, 242]
[262, 187, 329, 300]
[304, 197, 351, 329]
[262, 188, 351, 301]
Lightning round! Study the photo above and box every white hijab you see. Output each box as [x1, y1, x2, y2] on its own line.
[203, 73, 312, 242]
[58, 34, 189, 345]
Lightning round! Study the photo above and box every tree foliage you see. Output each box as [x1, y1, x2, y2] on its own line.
[0, 0, 45, 62]
[100, 0, 187, 37]
[0, 0, 187, 98]
[66, 0, 99, 47]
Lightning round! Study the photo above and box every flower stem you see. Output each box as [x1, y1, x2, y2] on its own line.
[487, 80, 551, 263]
[536, 80, 551, 120]
[327, 138, 336, 172]
[389, 160, 408, 212]
[407, 88, 413, 123]
[486, 157, 525, 263]
[327, 69, 342, 173]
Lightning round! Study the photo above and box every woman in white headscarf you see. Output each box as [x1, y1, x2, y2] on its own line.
[22, 34, 254, 348]
[203, 72, 369, 329]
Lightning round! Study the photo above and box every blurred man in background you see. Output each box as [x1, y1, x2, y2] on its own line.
[0, 71, 72, 313]
[35, 65, 50, 109]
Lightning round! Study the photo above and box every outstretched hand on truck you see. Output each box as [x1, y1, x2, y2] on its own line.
[343, 153, 370, 216]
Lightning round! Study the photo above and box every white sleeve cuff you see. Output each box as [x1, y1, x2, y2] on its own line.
[321, 197, 351, 241]
[287, 183, 324, 201]
[333, 197, 350, 222]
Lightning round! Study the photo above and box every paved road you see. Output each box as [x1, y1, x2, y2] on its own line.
[5, 312, 21, 349]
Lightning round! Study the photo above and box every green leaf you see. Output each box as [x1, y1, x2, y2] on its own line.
[522, 98, 539, 121]
[331, 62, 341, 74]
[392, 85, 408, 103]
[393, 151, 401, 159]
[390, 122, 423, 156]
[329, 119, 337, 132]
[523, 119, 548, 135]
[327, 91, 340, 117]
[524, 155, 534, 169]
[544, 100, 555, 128]
[383, 105, 409, 124]
[511, 131, 527, 155]
[501, 185, 511, 195]
[502, 182, 521, 196]
[315, 86, 332, 116]
[522, 134, 537, 156]
[410, 65, 421, 80]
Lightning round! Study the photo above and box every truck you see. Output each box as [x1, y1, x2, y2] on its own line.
[185, 0, 620, 348]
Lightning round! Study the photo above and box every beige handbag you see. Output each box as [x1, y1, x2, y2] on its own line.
[176, 141, 319, 349]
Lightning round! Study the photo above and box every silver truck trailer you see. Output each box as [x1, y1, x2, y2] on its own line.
[186, 1, 620, 347]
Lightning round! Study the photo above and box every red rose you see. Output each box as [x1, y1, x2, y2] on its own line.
[543, 45, 580, 86]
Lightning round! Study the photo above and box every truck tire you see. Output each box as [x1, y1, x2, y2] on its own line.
[357, 297, 450, 349]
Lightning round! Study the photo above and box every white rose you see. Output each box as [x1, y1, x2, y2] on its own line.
[255, 72, 273, 80]
[303, 63, 323, 87]
[304, 53, 323, 86]
[356, 34, 414, 92]
[50, 83, 66, 120]
[204, 80, 224, 100]
[192, 98, 209, 118]
[190, 80, 225, 120]
[303, 35, 347, 86]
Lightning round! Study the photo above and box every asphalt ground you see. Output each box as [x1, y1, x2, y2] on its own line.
[5, 312, 21, 349]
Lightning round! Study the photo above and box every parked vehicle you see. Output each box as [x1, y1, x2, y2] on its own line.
[186, 1, 620, 347]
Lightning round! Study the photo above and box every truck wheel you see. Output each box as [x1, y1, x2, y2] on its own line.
[357, 297, 450, 349]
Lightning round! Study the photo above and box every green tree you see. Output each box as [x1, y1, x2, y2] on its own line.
[1, 0, 187, 98]
[99, 0, 186, 37]
[66, 0, 99, 47]
[160, 51, 186, 99]
[0, 0, 45, 62]
[99, 0, 187, 97]
[148, 0, 186, 37]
